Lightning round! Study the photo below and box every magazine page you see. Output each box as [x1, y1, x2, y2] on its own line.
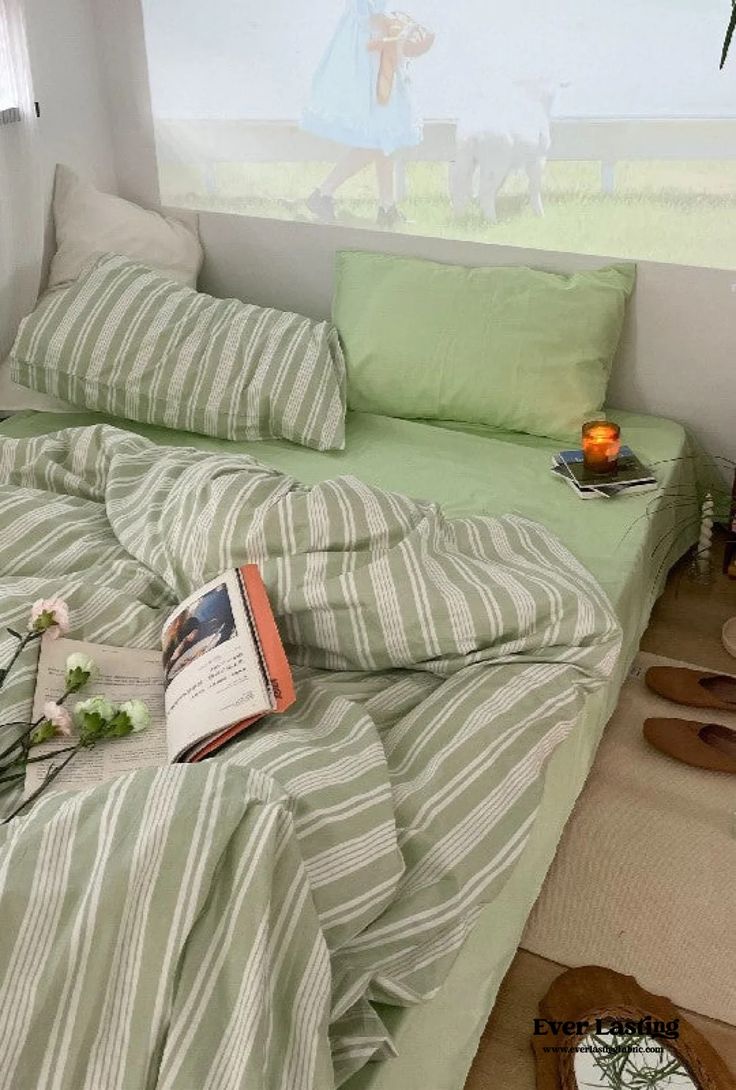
[162, 569, 272, 761]
[24, 637, 168, 799]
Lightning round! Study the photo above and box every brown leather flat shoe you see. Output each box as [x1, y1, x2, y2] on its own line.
[643, 717, 736, 773]
[645, 666, 736, 710]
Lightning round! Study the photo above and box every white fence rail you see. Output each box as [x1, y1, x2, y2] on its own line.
[155, 117, 736, 197]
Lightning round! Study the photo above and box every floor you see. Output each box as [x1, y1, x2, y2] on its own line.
[464, 536, 736, 1090]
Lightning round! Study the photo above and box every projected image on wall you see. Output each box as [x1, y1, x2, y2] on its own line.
[142, 0, 736, 268]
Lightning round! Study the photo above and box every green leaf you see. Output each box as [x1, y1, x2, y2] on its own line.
[31, 610, 55, 633]
[78, 711, 106, 743]
[29, 721, 55, 747]
[66, 667, 91, 693]
[104, 712, 133, 739]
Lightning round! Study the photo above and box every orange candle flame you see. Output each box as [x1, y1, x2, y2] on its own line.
[582, 420, 621, 474]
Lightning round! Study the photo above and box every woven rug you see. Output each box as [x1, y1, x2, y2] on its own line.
[522, 652, 736, 1025]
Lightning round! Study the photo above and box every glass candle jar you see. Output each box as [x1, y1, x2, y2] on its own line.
[581, 420, 621, 475]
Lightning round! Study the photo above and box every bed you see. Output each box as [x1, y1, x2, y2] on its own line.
[0, 403, 701, 1090]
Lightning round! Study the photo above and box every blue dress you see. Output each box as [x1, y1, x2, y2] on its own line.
[301, 0, 422, 155]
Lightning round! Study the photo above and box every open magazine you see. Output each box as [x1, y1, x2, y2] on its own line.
[25, 566, 294, 798]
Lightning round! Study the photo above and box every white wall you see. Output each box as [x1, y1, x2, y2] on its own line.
[23, 0, 117, 267]
[44, 0, 736, 469]
[88, 0, 160, 209]
[197, 213, 736, 467]
[24, 0, 116, 191]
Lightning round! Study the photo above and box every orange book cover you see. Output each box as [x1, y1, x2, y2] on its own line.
[188, 565, 294, 761]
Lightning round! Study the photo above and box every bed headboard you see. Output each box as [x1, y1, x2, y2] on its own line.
[195, 211, 736, 467]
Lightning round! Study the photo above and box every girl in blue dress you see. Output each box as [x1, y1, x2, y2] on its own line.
[302, 0, 428, 227]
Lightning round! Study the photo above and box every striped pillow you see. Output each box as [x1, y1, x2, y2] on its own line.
[10, 253, 346, 450]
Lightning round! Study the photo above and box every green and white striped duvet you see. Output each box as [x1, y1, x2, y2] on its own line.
[10, 253, 346, 450]
[0, 425, 621, 1089]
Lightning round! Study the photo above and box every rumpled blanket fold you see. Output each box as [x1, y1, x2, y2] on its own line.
[0, 425, 622, 1089]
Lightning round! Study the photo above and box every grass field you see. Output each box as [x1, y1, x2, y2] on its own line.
[160, 159, 736, 268]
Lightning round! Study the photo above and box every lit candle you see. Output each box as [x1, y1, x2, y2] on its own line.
[581, 420, 621, 475]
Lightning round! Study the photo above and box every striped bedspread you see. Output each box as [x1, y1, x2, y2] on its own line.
[0, 425, 621, 1090]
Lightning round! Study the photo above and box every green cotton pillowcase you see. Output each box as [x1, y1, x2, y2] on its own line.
[11, 252, 347, 450]
[333, 251, 636, 441]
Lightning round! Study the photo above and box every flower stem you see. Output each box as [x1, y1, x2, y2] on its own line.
[0, 772, 24, 788]
[24, 745, 77, 765]
[0, 722, 29, 734]
[0, 744, 78, 789]
[0, 630, 41, 688]
[0, 687, 74, 766]
[0, 720, 43, 766]
[2, 745, 81, 823]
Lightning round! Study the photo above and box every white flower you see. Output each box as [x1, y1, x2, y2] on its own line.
[65, 652, 97, 692]
[119, 699, 151, 733]
[28, 598, 70, 638]
[74, 695, 115, 726]
[43, 701, 73, 737]
[65, 652, 96, 678]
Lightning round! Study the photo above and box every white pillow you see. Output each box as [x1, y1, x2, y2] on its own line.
[48, 165, 203, 289]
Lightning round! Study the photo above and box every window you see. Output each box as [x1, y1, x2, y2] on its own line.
[141, 0, 736, 269]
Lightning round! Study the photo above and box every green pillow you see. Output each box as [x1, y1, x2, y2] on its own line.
[11, 253, 346, 450]
[333, 251, 635, 441]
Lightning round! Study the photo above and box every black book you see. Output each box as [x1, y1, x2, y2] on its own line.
[552, 447, 657, 499]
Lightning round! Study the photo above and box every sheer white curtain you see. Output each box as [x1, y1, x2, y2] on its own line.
[0, 0, 43, 358]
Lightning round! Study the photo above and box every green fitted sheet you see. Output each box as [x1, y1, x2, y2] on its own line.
[0, 407, 699, 628]
[0, 406, 701, 1090]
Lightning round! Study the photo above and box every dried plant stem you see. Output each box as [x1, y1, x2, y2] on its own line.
[0, 746, 78, 788]
[0, 772, 24, 788]
[0, 630, 41, 686]
[25, 745, 78, 765]
[2, 745, 81, 824]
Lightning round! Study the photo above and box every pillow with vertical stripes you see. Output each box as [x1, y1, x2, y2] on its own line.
[10, 252, 347, 450]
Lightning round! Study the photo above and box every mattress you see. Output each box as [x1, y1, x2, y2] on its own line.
[0, 406, 701, 1089]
